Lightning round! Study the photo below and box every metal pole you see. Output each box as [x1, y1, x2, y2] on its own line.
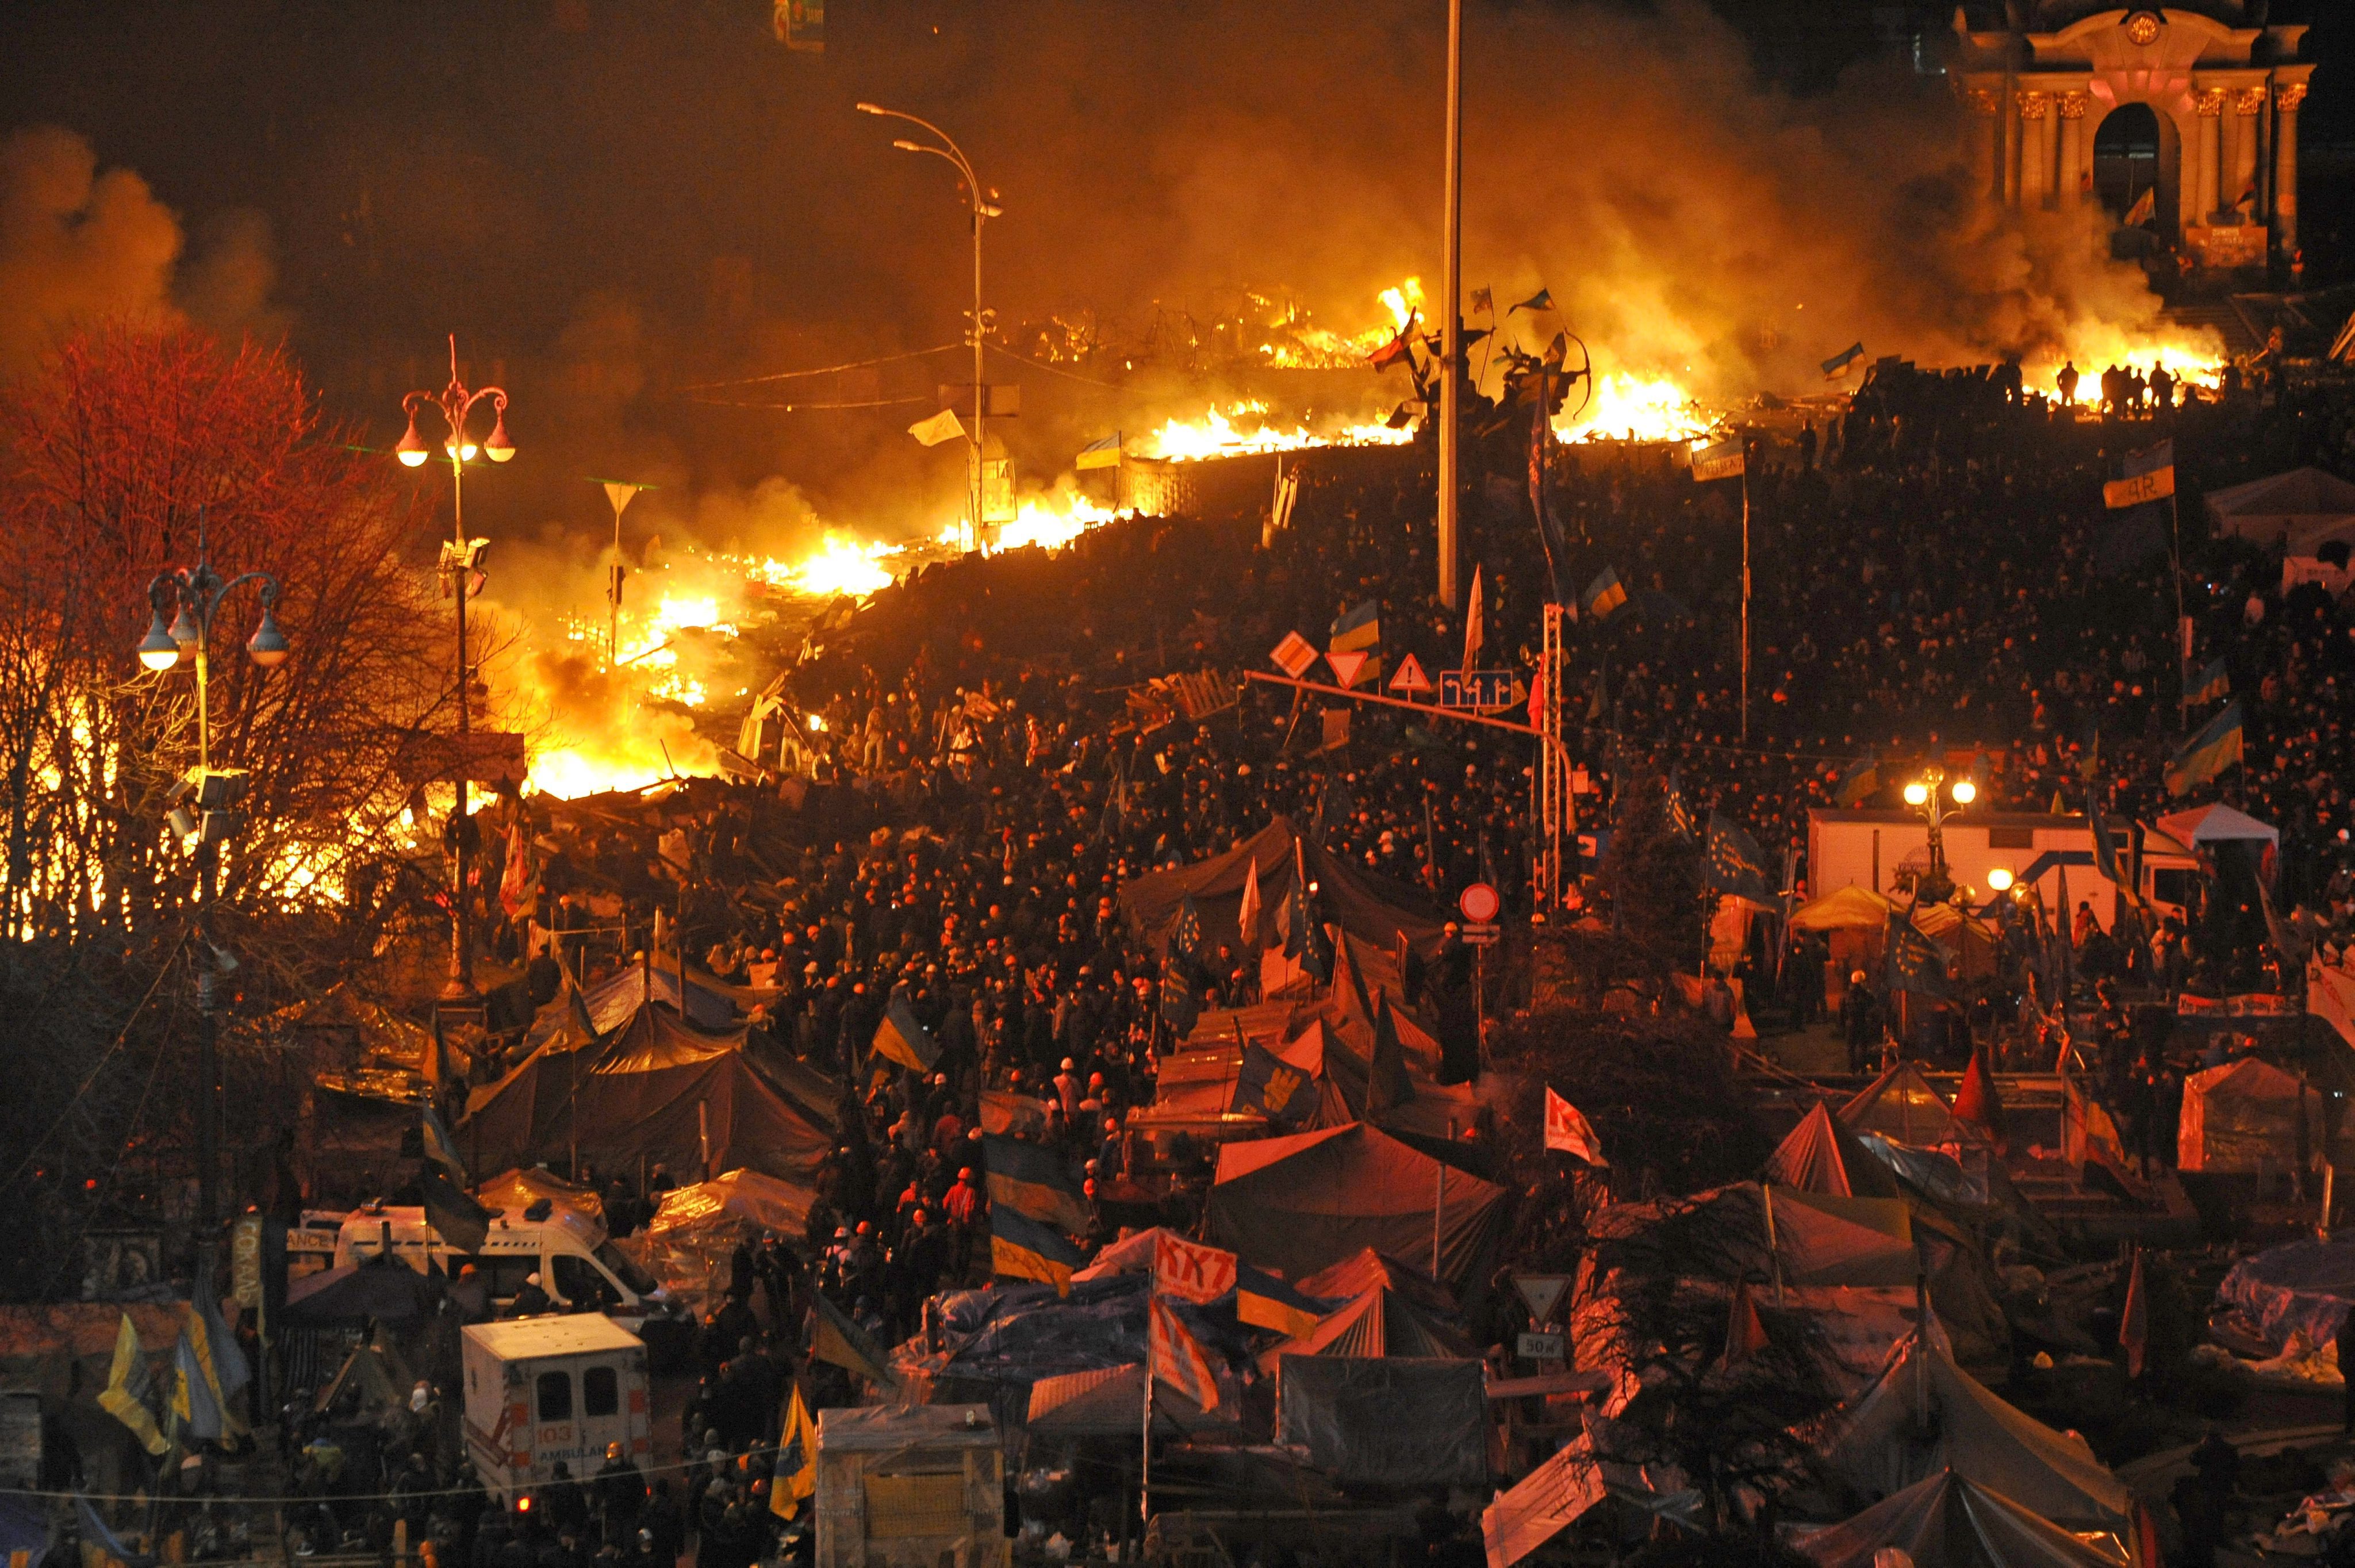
[972, 194, 985, 551]
[1740, 466, 1751, 745]
[447, 338, 475, 999]
[1140, 1357, 1153, 1529]
[1436, 0, 1463, 611]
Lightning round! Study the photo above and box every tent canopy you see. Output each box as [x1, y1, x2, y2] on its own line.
[1794, 1469, 2124, 1568]
[1789, 885, 1898, 931]
[1812, 1331, 2130, 1529]
[1207, 1123, 1510, 1291]
[2155, 802, 2279, 849]
[283, 1259, 436, 1326]
[1258, 1286, 1474, 1370]
[1025, 1361, 1228, 1439]
[1119, 816, 1447, 960]
[2217, 1237, 2355, 1352]
[646, 1167, 818, 1241]
[2205, 466, 2355, 557]
[2178, 1056, 2323, 1174]
[1764, 1102, 1901, 1199]
[519, 961, 742, 1060]
[1841, 1063, 1981, 1148]
[1273, 1356, 1488, 1487]
[462, 997, 832, 1183]
[474, 1167, 605, 1233]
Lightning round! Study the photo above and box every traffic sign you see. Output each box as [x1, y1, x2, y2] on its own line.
[1325, 649, 1368, 689]
[1458, 883, 1501, 923]
[1388, 653, 1433, 695]
[1269, 631, 1317, 678]
[1514, 1274, 1570, 1325]
[1439, 669, 1517, 710]
[1459, 923, 1499, 946]
[1516, 1331, 1565, 1362]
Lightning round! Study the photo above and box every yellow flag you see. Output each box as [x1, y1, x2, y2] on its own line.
[908, 409, 966, 448]
[769, 1385, 819, 1520]
[97, 1313, 167, 1456]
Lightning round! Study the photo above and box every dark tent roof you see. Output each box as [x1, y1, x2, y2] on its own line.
[1118, 816, 1447, 960]
[518, 961, 741, 1059]
[462, 998, 831, 1183]
[284, 1259, 436, 1326]
[1840, 1063, 1981, 1148]
[1259, 1286, 1474, 1369]
[1295, 1249, 1460, 1315]
[1764, 1101, 1900, 1199]
[1206, 1122, 1510, 1291]
[1794, 1470, 2122, 1568]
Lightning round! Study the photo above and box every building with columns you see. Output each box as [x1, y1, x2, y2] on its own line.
[1953, 3, 2313, 271]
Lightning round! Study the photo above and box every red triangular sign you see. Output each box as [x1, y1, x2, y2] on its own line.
[1389, 653, 1433, 695]
[1325, 649, 1368, 689]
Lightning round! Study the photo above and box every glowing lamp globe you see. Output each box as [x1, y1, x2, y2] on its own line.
[1950, 779, 1977, 805]
[1986, 867, 2014, 892]
[246, 609, 290, 669]
[395, 412, 431, 467]
[483, 414, 516, 463]
[137, 611, 181, 672]
[1903, 781, 1930, 807]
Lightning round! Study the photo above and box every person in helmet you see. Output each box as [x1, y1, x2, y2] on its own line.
[595, 1440, 646, 1547]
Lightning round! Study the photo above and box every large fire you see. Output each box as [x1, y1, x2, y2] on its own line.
[2027, 319, 2229, 405]
[1554, 371, 1717, 444]
[1254, 278, 1425, 368]
[1137, 401, 1415, 462]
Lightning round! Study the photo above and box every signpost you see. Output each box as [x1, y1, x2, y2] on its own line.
[1458, 883, 1501, 923]
[1516, 1331, 1565, 1362]
[1388, 653, 1433, 696]
[1513, 1273, 1569, 1324]
[1439, 670, 1517, 710]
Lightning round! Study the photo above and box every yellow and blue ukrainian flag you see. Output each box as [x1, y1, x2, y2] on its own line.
[982, 1134, 1091, 1234]
[988, 1207, 1086, 1297]
[1328, 600, 1383, 687]
[2189, 655, 2230, 707]
[1582, 567, 1627, 620]
[2165, 700, 2244, 796]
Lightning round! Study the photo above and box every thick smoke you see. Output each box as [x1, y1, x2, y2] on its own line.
[0, 125, 282, 375]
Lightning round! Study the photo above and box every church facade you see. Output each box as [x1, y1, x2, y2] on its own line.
[1953, 4, 2314, 271]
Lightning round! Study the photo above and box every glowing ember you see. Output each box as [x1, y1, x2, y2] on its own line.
[1137, 402, 1414, 462]
[1554, 372, 1716, 444]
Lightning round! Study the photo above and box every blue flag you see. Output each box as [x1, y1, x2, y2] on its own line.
[1884, 915, 1955, 999]
[1512, 287, 1554, 313]
[1705, 813, 1771, 903]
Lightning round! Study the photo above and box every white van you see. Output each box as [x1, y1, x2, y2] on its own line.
[333, 1205, 676, 1335]
[461, 1316, 651, 1504]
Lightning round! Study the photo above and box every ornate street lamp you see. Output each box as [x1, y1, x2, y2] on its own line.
[396, 335, 513, 997]
[1901, 767, 1976, 906]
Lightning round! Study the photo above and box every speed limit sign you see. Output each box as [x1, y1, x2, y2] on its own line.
[1458, 883, 1501, 923]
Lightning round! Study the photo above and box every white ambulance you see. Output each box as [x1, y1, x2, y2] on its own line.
[461, 1315, 652, 1504]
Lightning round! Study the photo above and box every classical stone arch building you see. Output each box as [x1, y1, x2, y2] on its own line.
[1954, 3, 2313, 270]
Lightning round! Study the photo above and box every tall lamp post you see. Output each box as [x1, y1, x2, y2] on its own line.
[857, 102, 1001, 550]
[1901, 768, 1977, 907]
[395, 335, 515, 997]
[136, 513, 289, 1243]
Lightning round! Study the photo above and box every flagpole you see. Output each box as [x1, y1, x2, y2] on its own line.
[1140, 1348, 1153, 1531]
[2171, 488, 2188, 732]
[1436, 0, 1463, 611]
[1740, 462, 1751, 745]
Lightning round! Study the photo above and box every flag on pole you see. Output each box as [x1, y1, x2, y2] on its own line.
[1705, 814, 1772, 903]
[1462, 565, 1485, 676]
[1581, 567, 1627, 620]
[97, 1312, 167, 1455]
[908, 408, 966, 447]
[869, 996, 939, 1072]
[1076, 433, 1123, 471]
[1952, 1050, 2005, 1137]
[2123, 185, 2156, 227]
[989, 1207, 1085, 1295]
[809, 1291, 896, 1386]
[1470, 286, 1494, 315]
[498, 819, 536, 920]
[982, 1134, 1091, 1235]
[770, 1385, 819, 1519]
[1543, 1088, 1608, 1165]
[1153, 1233, 1238, 1304]
[1512, 287, 1554, 313]
[2189, 655, 2230, 706]
[1689, 437, 1746, 483]
[2164, 700, 2245, 796]
[2103, 439, 2176, 509]
[421, 1101, 469, 1184]
[1328, 601, 1383, 687]
[2119, 1247, 2149, 1378]
[1236, 1265, 1327, 1337]
[421, 1165, 492, 1254]
[1238, 856, 1263, 948]
[1526, 657, 1547, 733]
[1835, 754, 1878, 807]
[1723, 1278, 1770, 1365]
[1148, 1297, 1221, 1412]
[1368, 326, 1415, 370]
[1820, 342, 1865, 378]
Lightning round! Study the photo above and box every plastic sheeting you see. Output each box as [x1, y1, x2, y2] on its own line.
[2178, 1057, 2323, 1174]
[1274, 1356, 1487, 1486]
[1764, 1103, 1901, 1199]
[1808, 1332, 2129, 1529]
[1206, 1123, 1511, 1292]
[1257, 1286, 1474, 1371]
[2217, 1238, 2355, 1352]
[1793, 1469, 2124, 1568]
[282, 1260, 435, 1326]
[474, 1168, 605, 1234]
[1841, 1064, 1981, 1149]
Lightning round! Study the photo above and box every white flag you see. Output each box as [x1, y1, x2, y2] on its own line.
[909, 408, 966, 447]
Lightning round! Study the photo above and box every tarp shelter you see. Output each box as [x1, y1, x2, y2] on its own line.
[1274, 1356, 1487, 1486]
[1295, 1250, 1462, 1318]
[647, 1167, 818, 1241]
[1206, 1123, 1510, 1293]
[1793, 1469, 2124, 1568]
[1481, 1417, 1701, 1568]
[1767, 1187, 1916, 1287]
[1764, 1102, 1901, 1199]
[1119, 816, 1447, 960]
[1842, 1063, 1981, 1149]
[474, 1167, 605, 1235]
[1810, 1331, 2130, 1530]
[2154, 802, 2279, 850]
[1788, 886, 1898, 930]
[462, 995, 832, 1184]
[282, 1259, 435, 1327]
[517, 960, 742, 1059]
[2216, 1237, 2355, 1351]
[2177, 1057, 2324, 1174]
[2204, 466, 2355, 558]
